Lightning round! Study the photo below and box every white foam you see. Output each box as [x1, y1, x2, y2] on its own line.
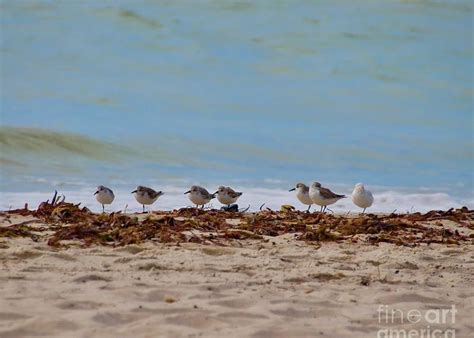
[0, 187, 471, 214]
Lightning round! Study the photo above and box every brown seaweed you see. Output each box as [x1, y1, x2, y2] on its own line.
[0, 198, 472, 248]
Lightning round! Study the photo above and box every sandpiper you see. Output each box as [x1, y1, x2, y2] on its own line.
[309, 182, 345, 212]
[351, 183, 374, 213]
[289, 183, 313, 212]
[184, 185, 215, 208]
[215, 186, 243, 207]
[131, 186, 164, 213]
[94, 185, 114, 212]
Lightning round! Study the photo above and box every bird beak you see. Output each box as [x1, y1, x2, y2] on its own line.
[213, 191, 218, 195]
[131, 190, 137, 194]
[289, 188, 295, 192]
[184, 190, 190, 194]
[93, 191, 98, 195]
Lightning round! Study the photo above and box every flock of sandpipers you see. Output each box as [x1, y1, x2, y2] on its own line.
[94, 182, 374, 213]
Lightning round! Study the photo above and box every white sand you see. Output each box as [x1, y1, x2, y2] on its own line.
[0, 215, 473, 338]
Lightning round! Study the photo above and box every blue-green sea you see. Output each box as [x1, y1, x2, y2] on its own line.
[1, 0, 472, 212]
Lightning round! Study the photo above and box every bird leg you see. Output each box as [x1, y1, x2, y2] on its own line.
[102, 204, 105, 213]
[306, 205, 311, 212]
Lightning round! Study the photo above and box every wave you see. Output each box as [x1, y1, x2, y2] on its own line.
[1, 187, 471, 214]
[0, 127, 189, 176]
[0, 126, 300, 172]
[0, 126, 133, 162]
[1, 127, 472, 203]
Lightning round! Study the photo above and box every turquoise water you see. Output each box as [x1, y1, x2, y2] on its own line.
[1, 0, 473, 211]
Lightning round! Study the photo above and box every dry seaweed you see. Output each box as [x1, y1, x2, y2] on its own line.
[1, 198, 472, 248]
[0, 224, 38, 240]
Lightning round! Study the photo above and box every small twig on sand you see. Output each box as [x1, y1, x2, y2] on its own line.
[239, 205, 251, 213]
[51, 190, 58, 206]
[54, 194, 62, 205]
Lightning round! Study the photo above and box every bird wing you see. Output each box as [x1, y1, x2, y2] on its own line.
[319, 187, 345, 199]
[197, 186, 213, 198]
[103, 187, 114, 195]
[141, 186, 159, 198]
[226, 187, 242, 198]
[366, 191, 374, 204]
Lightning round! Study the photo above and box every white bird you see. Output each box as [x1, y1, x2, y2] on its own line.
[184, 185, 215, 208]
[94, 185, 114, 212]
[309, 182, 345, 213]
[214, 186, 242, 207]
[351, 183, 374, 213]
[289, 183, 313, 212]
[131, 186, 164, 213]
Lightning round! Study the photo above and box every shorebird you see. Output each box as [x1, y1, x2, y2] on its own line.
[351, 183, 374, 213]
[94, 185, 115, 212]
[309, 182, 345, 212]
[215, 186, 243, 207]
[184, 185, 215, 208]
[131, 186, 164, 213]
[289, 183, 313, 212]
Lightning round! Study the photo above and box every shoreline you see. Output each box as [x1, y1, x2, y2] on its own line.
[1, 188, 472, 214]
[0, 206, 473, 337]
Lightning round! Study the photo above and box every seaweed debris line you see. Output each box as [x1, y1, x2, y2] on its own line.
[1, 195, 472, 248]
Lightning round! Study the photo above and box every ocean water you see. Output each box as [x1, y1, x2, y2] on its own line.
[1, 0, 473, 212]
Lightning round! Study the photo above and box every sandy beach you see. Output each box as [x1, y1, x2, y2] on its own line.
[0, 205, 473, 338]
[2, 1, 472, 337]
